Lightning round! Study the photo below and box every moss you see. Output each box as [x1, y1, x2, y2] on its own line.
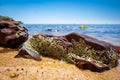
[25, 35, 67, 59]
[0, 15, 14, 21]
[67, 39, 118, 67]
[25, 36, 118, 68]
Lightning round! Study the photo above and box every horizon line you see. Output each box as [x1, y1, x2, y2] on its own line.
[23, 23, 120, 24]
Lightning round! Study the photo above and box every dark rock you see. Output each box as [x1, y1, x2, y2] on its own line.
[64, 32, 115, 50]
[33, 34, 73, 49]
[18, 33, 118, 72]
[46, 28, 52, 31]
[74, 57, 110, 72]
[52, 36, 73, 49]
[15, 47, 41, 61]
[115, 46, 120, 58]
[0, 20, 28, 48]
[0, 16, 14, 21]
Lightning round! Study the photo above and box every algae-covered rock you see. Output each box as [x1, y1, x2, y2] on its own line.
[24, 35, 68, 59]
[0, 16, 28, 48]
[79, 25, 88, 29]
[68, 39, 118, 68]
[64, 33, 115, 50]
[0, 15, 14, 21]
[18, 33, 118, 72]
[74, 57, 110, 72]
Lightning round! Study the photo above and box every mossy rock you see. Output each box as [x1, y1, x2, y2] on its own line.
[0, 16, 28, 48]
[79, 25, 88, 29]
[17, 33, 119, 72]
[22, 35, 118, 69]
[0, 15, 14, 21]
[25, 35, 67, 59]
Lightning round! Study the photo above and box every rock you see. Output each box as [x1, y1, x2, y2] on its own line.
[10, 73, 19, 78]
[51, 36, 73, 49]
[33, 33, 73, 49]
[15, 47, 41, 61]
[115, 46, 120, 58]
[0, 16, 28, 48]
[17, 33, 118, 72]
[79, 25, 88, 29]
[64, 32, 115, 50]
[46, 28, 52, 31]
[0, 16, 14, 21]
[74, 57, 110, 72]
[64, 33, 118, 68]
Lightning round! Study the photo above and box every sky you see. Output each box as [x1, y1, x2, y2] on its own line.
[0, 0, 120, 24]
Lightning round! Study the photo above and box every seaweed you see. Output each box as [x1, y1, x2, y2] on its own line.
[67, 39, 118, 67]
[0, 15, 14, 21]
[25, 35, 67, 59]
[24, 35, 118, 68]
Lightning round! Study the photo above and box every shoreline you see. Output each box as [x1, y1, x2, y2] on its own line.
[0, 47, 120, 80]
[0, 17, 120, 79]
[25, 24, 120, 46]
[0, 31, 120, 79]
[28, 31, 120, 46]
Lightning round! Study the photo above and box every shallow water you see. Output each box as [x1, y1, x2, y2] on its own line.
[24, 24, 120, 46]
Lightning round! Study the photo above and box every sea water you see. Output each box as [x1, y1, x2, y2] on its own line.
[24, 24, 120, 46]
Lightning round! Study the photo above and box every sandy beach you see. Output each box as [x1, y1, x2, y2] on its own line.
[0, 47, 120, 80]
[0, 0, 120, 79]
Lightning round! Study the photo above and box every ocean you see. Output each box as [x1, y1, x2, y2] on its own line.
[24, 24, 120, 46]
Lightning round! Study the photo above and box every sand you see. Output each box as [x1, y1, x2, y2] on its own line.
[0, 47, 120, 80]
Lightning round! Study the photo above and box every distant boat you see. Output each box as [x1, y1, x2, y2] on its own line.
[79, 25, 88, 29]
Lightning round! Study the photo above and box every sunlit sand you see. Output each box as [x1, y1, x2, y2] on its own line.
[0, 47, 120, 80]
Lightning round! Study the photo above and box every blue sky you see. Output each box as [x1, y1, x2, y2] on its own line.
[0, 0, 120, 24]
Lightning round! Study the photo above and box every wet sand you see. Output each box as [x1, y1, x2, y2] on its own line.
[0, 47, 120, 80]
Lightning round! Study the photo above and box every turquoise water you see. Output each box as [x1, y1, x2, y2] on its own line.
[24, 24, 120, 46]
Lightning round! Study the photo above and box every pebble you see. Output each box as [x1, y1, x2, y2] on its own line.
[21, 68, 24, 70]
[6, 68, 11, 72]
[10, 73, 19, 78]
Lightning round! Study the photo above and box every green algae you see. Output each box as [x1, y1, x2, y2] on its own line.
[0, 15, 14, 21]
[25, 36, 67, 59]
[67, 39, 118, 67]
[24, 35, 118, 68]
